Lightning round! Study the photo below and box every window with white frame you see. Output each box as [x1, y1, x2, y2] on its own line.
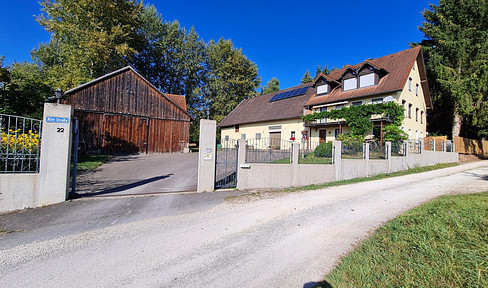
[352, 100, 362, 106]
[408, 103, 412, 118]
[421, 111, 424, 124]
[225, 135, 229, 141]
[408, 77, 412, 91]
[290, 131, 296, 140]
[255, 133, 261, 140]
[343, 78, 357, 91]
[359, 73, 375, 88]
[371, 98, 383, 104]
[416, 83, 419, 96]
[335, 104, 345, 110]
[317, 84, 328, 95]
[416, 108, 419, 122]
[241, 133, 246, 140]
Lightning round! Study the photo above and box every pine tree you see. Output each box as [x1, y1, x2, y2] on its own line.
[262, 78, 280, 95]
[417, 0, 488, 138]
[301, 70, 313, 84]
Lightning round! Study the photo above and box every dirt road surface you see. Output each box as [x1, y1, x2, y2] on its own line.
[1, 161, 487, 287]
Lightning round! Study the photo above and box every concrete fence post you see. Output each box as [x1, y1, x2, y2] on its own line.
[197, 119, 216, 193]
[432, 140, 436, 152]
[419, 138, 425, 154]
[386, 141, 392, 173]
[37, 103, 73, 206]
[292, 143, 300, 186]
[404, 140, 409, 169]
[333, 140, 342, 181]
[364, 142, 370, 177]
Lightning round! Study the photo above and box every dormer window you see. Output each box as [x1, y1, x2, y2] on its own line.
[317, 84, 329, 95]
[359, 73, 375, 88]
[343, 78, 357, 91]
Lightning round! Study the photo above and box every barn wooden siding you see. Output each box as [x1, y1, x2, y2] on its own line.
[65, 68, 190, 154]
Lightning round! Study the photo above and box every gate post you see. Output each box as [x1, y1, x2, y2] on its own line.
[37, 103, 73, 206]
[197, 119, 216, 193]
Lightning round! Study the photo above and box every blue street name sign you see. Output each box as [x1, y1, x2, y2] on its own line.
[46, 117, 70, 123]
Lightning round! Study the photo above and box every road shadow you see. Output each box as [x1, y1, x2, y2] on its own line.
[72, 174, 172, 198]
[303, 281, 334, 288]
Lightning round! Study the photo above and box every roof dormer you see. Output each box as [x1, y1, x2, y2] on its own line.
[313, 73, 340, 96]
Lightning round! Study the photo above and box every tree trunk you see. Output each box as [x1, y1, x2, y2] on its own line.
[452, 109, 462, 137]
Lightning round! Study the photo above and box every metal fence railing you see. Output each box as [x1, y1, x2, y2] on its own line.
[299, 141, 333, 164]
[246, 138, 293, 164]
[408, 139, 421, 154]
[368, 141, 386, 159]
[391, 141, 407, 156]
[342, 140, 364, 159]
[0, 114, 42, 173]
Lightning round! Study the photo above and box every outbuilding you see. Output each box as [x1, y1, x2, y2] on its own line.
[64, 66, 191, 154]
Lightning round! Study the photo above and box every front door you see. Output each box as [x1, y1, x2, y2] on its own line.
[319, 129, 327, 143]
[269, 132, 281, 148]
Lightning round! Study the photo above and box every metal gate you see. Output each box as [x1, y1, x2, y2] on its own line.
[215, 139, 238, 189]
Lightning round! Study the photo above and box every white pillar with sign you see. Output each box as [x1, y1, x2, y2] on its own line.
[197, 119, 217, 193]
[37, 103, 73, 206]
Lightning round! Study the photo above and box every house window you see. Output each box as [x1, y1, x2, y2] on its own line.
[421, 111, 424, 124]
[371, 98, 383, 104]
[334, 128, 342, 139]
[408, 103, 412, 118]
[290, 131, 296, 140]
[235, 125, 239, 132]
[359, 73, 375, 88]
[372, 126, 381, 139]
[402, 100, 407, 116]
[352, 101, 362, 106]
[408, 128, 412, 139]
[408, 77, 412, 91]
[256, 133, 261, 140]
[343, 78, 357, 91]
[335, 104, 345, 110]
[241, 133, 246, 140]
[225, 135, 229, 141]
[317, 84, 328, 95]
[416, 83, 419, 96]
[416, 108, 419, 122]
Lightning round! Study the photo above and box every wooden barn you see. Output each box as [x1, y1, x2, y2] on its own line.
[64, 66, 191, 154]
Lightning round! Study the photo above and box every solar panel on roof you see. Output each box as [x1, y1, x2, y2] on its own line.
[269, 87, 309, 102]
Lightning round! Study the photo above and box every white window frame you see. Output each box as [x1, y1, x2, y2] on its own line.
[371, 98, 383, 104]
[317, 84, 328, 95]
[359, 73, 375, 88]
[408, 77, 412, 91]
[343, 78, 357, 91]
[352, 100, 362, 106]
[416, 83, 419, 96]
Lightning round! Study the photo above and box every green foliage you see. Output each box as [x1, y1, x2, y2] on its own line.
[33, 0, 143, 90]
[301, 70, 313, 84]
[314, 141, 332, 157]
[303, 102, 405, 136]
[0, 60, 51, 118]
[416, 0, 488, 139]
[262, 77, 280, 95]
[325, 192, 488, 287]
[382, 125, 408, 142]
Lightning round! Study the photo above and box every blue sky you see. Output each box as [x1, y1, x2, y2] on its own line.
[0, 0, 437, 90]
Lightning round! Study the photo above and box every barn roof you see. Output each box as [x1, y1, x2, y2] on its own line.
[65, 66, 192, 119]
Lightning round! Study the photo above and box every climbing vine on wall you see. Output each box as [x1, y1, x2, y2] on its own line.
[302, 102, 405, 136]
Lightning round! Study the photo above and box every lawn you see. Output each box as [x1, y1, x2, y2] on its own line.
[321, 192, 488, 288]
[74, 154, 112, 173]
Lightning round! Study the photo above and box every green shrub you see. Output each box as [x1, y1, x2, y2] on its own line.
[314, 141, 332, 157]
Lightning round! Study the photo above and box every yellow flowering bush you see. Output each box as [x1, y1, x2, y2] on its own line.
[0, 128, 40, 154]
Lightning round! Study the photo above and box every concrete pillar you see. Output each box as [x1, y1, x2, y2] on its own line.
[385, 141, 392, 172]
[432, 140, 436, 152]
[364, 142, 370, 177]
[419, 138, 425, 154]
[333, 140, 342, 181]
[197, 119, 216, 193]
[292, 143, 300, 186]
[37, 103, 73, 206]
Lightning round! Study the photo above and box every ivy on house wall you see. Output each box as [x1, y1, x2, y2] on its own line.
[302, 102, 405, 136]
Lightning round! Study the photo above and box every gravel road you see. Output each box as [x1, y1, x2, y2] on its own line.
[1, 161, 487, 287]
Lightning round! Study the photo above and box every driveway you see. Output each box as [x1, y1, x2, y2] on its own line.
[1, 161, 487, 287]
[75, 152, 198, 196]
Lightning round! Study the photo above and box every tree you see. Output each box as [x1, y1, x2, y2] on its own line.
[203, 38, 260, 120]
[417, 0, 488, 139]
[262, 78, 280, 95]
[0, 59, 51, 118]
[301, 70, 313, 84]
[33, 0, 143, 90]
[315, 65, 322, 78]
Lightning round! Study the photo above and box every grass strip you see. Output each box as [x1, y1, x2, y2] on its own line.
[74, 154, 112, 173]
[321, 192, 488, 288]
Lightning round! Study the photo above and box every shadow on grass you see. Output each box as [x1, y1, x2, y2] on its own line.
[303, 280, 334, 288]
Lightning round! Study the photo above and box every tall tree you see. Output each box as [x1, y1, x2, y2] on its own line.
[32, 0, 143, 90]
[0, 59, 52, 118]
[301, 70, 313, 84]
[262, 78, 280, 95]
[131, 5, 206, 117]
[315, 65, 322, 78]
[417, 0, 488, 138]
[203, 38, 260, 123]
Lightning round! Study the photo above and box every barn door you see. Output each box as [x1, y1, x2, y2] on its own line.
[102, 114, 149, 154]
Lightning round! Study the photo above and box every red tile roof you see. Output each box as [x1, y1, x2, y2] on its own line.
[306, 46, 431, 107]
[218, 83, 313, 127]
